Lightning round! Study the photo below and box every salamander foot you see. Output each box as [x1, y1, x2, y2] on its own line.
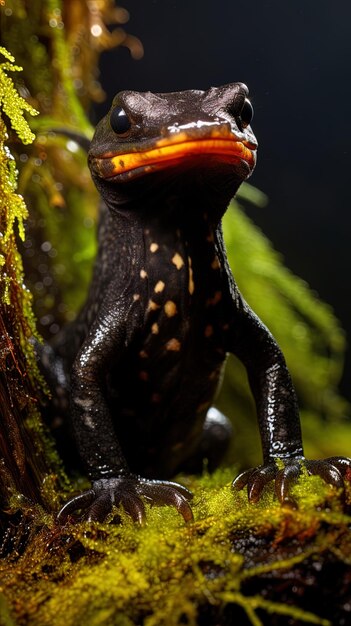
[232, 456, 351, 506]
[57, 475, 194, 524]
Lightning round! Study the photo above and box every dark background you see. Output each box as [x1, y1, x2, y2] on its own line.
[95, 0, 351, 399]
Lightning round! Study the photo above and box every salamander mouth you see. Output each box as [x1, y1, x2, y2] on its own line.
[89, 129, 257, 182]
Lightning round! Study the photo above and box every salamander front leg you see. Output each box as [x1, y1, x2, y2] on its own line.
[57, 309, 194, 525]
[228, 296, 351, 504]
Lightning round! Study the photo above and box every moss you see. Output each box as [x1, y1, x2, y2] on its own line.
[0, 46, 66, 524]
[0, 469, 349, 625]
[0, 46, 36, 284]
[0, 47, 38, 145]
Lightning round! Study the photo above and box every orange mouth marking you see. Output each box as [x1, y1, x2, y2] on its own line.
[94, 133, 256, 178]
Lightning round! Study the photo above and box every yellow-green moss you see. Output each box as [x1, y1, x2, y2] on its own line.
[0, 46, 36, 365]
[0, 46, 38, 145]
[0, 46, 67, 511]
[0, 45, 41, 378]
[0, 46, 37, 280]
[1, 469, 349, 626]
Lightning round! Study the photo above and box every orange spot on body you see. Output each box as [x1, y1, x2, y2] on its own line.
[154, 280, 165, 293]
[172, 253, 184, 270]
[166, 338, 181, 351]
[148, 300, 160, 311]
[164, 301, 178, 317]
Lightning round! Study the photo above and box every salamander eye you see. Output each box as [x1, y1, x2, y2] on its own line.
[237, 99, 254, 130]
[110, 106, 132, 134]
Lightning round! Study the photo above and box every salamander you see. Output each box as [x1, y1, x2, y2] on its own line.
[47, 82, 350, 522]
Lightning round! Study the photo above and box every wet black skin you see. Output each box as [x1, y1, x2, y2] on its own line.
[50, 82, 351, 523]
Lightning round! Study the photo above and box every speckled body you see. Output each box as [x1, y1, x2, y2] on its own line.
[85, 211, 234, 475]
[50, 83, 351, 522]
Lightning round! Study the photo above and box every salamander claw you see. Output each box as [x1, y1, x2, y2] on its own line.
[232, 455, 351, 505]
[86, 493, 115, 523]
[57, 490, 95, 522]
[137, 478, 194, 522]
[274, 463, 300, 507]
[57, 475, 193, 524]
[304, 456, 351, 502]
[247, 465, 276, 503]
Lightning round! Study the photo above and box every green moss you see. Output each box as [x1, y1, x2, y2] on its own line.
[0, 46, 66, 516]
[0, 46, 38, 145]
[0, 45, 39, 360]
[1, 469, 349, 625]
